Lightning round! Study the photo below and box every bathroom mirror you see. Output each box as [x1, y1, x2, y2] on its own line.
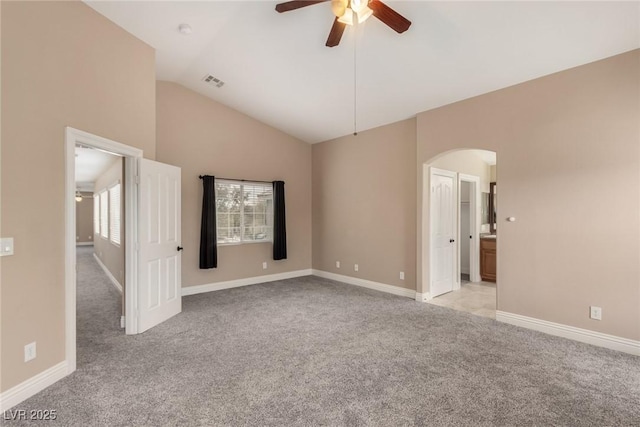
[481, 183, 497, 233]
[481, 193, 490, 225]
[489, 182, 497, 233]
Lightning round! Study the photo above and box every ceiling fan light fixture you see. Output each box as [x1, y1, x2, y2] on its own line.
[331, 0, 347, 18]
[75, 190, 83, 202]
[356, 5, 373, 23]
[337, 8, 354, 26]
[350, 0, 367, 13]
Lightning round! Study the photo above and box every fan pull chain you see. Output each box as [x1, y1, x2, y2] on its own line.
[353, 26, 358, 136]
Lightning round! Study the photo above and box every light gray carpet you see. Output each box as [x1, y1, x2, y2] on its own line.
[4, 246, 640, 426]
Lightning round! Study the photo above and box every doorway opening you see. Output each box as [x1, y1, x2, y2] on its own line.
[423, 149, 497, 319]
[65, 127, 142, 375]
[75, 146, 124, 323]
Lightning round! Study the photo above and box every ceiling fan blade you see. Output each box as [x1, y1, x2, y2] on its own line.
[325, 17, 346, 47]
[368, 0, 411, 34]
[275, 0, 330, 13]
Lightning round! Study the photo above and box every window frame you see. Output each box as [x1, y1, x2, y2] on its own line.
[93, 194, 100, 237]
[99, 190, 109, 240]
[215, 179, 274, 246]
[108, 181, 121, 246]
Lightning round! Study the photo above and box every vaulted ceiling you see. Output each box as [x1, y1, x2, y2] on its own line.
[85, 1, 640, 143]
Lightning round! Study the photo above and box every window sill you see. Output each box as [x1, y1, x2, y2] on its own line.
[218, 240, 272, 247]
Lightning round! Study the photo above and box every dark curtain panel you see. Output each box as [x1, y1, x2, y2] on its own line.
[273, 181, 287, 260]
[199, 175, 217, 269]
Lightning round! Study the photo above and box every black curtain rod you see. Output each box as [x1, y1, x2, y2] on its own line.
[199, 175, 274, 184]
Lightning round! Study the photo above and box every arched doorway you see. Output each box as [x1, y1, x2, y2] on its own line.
[420, 149, 497, 318]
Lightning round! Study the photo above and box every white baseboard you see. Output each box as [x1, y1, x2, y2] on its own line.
[496, 311, 640, 356]
[182, 269, 313, 296]
[93, 253, 123, 294]
[312, 270, 416, 299]
[415, 292, 432, 302]
[120, 316, 125, 329]
[76, 242, 94, 246]
[0, 361, 68, 413]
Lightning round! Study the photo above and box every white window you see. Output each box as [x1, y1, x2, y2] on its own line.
[109, 183, 121, 245]
[216, 180, 273, 245]
[93, 195, 100, 236]
[100, 190, 109, 239]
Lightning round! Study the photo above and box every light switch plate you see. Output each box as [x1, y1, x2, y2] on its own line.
[24, 342, 36, 362]
[0, 238, 14, 256]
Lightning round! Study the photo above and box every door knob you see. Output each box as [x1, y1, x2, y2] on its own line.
[449, 239, 455, 243]
[177, 246, 184, 251]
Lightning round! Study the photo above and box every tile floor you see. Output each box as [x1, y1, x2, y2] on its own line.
[427, 278, 496, 319]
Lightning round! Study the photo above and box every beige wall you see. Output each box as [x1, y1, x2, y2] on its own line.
[417, 50, 640, 340]
[1, 1, 156, 391]
[156, 82, 312, 287]
[93, 159, 124, 289]
[75, 192, 94, 244]
[312, 119, 417, 290]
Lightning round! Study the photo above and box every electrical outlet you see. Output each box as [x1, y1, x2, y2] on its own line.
[262, 262, 267, 270]
[24, 342, 36, 362]
[400, 271, 405, 280]
[336, 261, 340, 268]
[354, 264, 359, 272]
[590, 306, 602, 321]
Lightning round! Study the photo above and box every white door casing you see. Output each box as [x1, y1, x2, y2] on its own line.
[66, 127, 142, 372]
[430, 168, 458, 298]
[138, 158, 182, 333]
[460, 198, 471, 275]
[458, 173, 481, 283]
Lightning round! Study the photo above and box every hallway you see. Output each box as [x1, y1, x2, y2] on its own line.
[76, 246, 123, 367]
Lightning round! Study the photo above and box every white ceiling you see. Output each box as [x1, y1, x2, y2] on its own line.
[85, 1, 640, 143]
[75, 145, 121, 190]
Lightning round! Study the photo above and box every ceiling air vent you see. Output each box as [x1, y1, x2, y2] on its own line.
[202, 74, 225, 88]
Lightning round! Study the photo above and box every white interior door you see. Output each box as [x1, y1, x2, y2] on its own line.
[138, 158, 182, 333]
[430, 168, 457, 298]
[458, 174, 481, 283]
[460, 200, 471, 275]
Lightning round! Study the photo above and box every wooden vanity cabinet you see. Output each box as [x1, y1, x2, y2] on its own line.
[480, 238, 496, 282]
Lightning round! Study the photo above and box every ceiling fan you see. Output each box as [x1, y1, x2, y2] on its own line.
[275, 0, 411, 47]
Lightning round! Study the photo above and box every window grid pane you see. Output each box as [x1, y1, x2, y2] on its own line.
[93, 195, 100, 236]
[216, 180, 273, 244]
[100, 191, 108, 239]
[109, 184, 121, 245]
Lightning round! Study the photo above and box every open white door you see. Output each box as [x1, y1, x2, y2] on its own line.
[138, 158, 182, 333]
[459, 174, 481, 283]
[430, 168, 457, 298]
